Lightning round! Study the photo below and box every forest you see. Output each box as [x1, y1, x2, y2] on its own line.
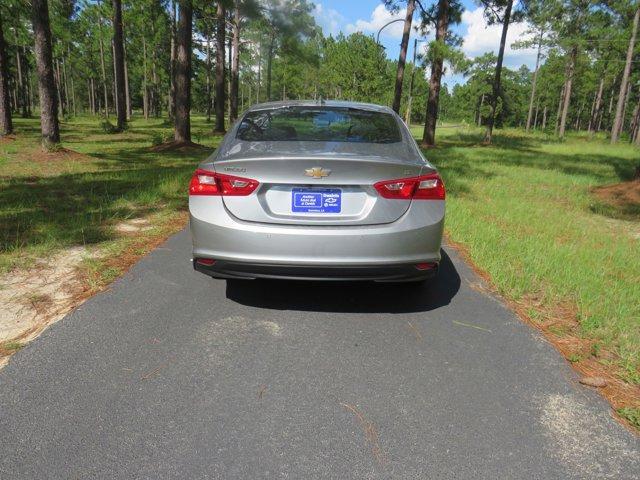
[0, 0, 639, 148]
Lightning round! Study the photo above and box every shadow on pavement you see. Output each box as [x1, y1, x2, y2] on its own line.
[225, 250, 460, 313]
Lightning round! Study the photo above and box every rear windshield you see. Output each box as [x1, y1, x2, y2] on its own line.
[236, 106, 402, 143]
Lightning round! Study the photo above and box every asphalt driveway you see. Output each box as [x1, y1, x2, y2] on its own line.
[1, 229, 638, 479]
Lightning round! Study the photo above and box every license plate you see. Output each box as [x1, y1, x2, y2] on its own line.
[291, 188, 341, 213]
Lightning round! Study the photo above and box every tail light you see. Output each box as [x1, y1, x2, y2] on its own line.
[189, 169, 259, 196]
[374, 173, 445, 200]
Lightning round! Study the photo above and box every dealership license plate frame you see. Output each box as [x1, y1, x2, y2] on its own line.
[291, 188, 342, 213]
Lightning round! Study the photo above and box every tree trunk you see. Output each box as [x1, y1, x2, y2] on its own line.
[23, 45, 33, 116]
[611, 5, 639, 143]
[477, 93, 484, 127]
[574, 102, 583, 130]
[122, 21, 131, 120]
[112, 0, 126, 130]
[256, 43, 261, 103]
[169, 0, 177, 121]
[151, 45, 159, 117]
[392, 0, 415, 114]
[421, 0, 449, 147]
[404, 38, 418, 124]
[542, 105, 547, 130]
[205, 31, 211, 122]
[111, 41, 119, 119]
[142, 36, 149, 120]
[88, 78, 94, 114]
[16, 46, 28, 118]
[97, 14, 109, 117]
[214, 1, 226, 133]
[70, 65, 76, 116]
[0, 10, 13, 135]
[533, 99, 539, 130]
[558, 46, 577, 138]
[555, 83, 565, 135]
[526, 28, 543, 132]
[588, 77, 604, 134]
[266, 33, 275, 101]
[227, 28, 232, 115]
[55, 59, 64, 117]
[230, 0, 240, 123]
[31, 0, 59, 146]
[62, 55, 69, 114]
[484, 0, 513, 144]
[174, 0, 192, 143]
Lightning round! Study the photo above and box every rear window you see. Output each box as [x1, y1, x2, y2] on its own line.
[236, 106, 402, 143]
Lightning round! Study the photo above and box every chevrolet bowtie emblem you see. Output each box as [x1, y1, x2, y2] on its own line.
[305, 167, 331, 179]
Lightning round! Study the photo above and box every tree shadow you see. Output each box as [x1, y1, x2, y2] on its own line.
[224, 250, 460, 314]
[426, 131, 639, 184]
[0, 163, 198, 253]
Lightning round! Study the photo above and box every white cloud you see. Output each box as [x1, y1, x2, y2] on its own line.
[460, 7, 538, 69]
[346, 4, 420, 40]
[313, 3, 345, 37]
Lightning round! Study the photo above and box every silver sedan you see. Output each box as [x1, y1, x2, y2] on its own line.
[189, 100, 445, 282]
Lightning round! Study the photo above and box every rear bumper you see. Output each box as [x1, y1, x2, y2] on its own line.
[189, 196, 445, 277]
[193, 259, 438, 282]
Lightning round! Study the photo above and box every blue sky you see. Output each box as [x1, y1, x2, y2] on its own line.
[312, 0, 538, 87]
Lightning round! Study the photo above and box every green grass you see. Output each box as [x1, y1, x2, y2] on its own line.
[0, 115, 218, 273]
[411, 124, 640, 383]
[617, 407, 640, 429]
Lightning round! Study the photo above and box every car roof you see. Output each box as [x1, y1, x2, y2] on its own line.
[244, 100, 395, 115]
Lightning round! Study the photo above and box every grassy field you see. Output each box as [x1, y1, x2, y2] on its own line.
[1, 116, 639, 424]
[411, 125, 640, 400]
[0, 116, 218, 279]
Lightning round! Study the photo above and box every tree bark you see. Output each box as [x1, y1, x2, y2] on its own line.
[169, 0, 177, 121]
[404, 38, 418, 124]
[55, 59, 64, 117]
[266, 33, 275, 101]
[23, 45, 33, 116]
[542, 105, 547, 130]
[558, 45, 577, 138]
[214, 2, 226, 133]
[174, 0, 192, 143]
[205, 31, 211, 122]
[62, 54, 69, 114]
[230, 0, 240, 123]
[31, 0, 59, 146]
[227, 27, 232, 115]
[122, 20, 131, 120]
[421, 0, 449, 147]
[97, 14, 109, 117]
[484, 0, 513, 144]
[525, 28, 543, 132]
[112, 0, 126, 130]
[588, 77, 604, 134]
[15, 46, 28, 118]
[142, 36, 149, 119]
[555, 83, 565, 135]
[611, 5, 639, 143]
[0, 10, 13, 135]
[111, 41, 119, 119]
[392, 0, 415, 114]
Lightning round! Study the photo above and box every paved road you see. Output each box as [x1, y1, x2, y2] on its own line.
[1, 229, 638, 479]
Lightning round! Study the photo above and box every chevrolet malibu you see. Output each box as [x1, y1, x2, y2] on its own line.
[189, 100, 445, 282]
